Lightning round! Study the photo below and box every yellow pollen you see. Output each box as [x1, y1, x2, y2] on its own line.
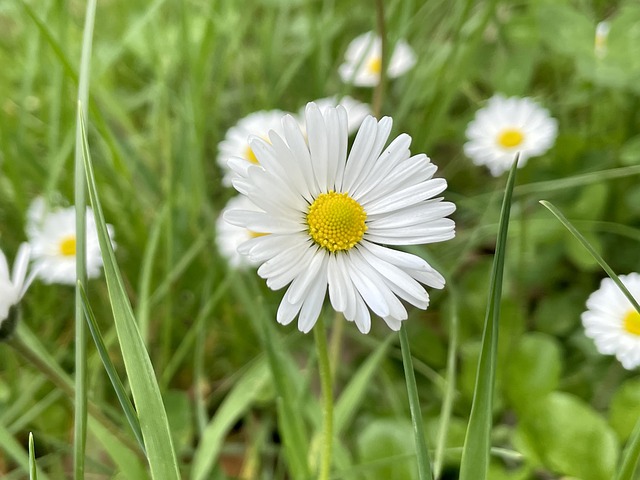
[248, 230, 268, 238]
[244, 145, 259, 164]
[623, 310, 640, 336]
[367, 56, 382, 74]
[497, 128, 525, 148]
[59, 236, 77, 257]
[307, 191, 367, 252]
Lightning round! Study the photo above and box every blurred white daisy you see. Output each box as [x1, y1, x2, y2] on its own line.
[0, 243, 33, 328]
[463, 94, 558, 176]
[594, 21, 610, 59]
[225, 103, 455, 334]
[338, 31, 416, 87]
[26, 197, 114, 285]
[301, 96, 371, 134]
[216, 195, 264, 269]
[217, 110, 290, 186]
[582, 273, 640, 370]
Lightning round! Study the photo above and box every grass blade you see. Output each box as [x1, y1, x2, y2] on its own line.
[79, 112, 180, 479]
[459, 158, 518, 480]
[539, 200, 640, 480]
[28, 433, 37, 480]
[400, 324, 434, 480]
[73, 0, 96, 476]
[78, 283, 145, 453]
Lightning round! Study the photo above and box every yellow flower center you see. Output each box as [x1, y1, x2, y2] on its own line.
[307, 191, 367, 252]
[244, 145, 259, 164]
[497, 128, 525, 148]
[59, 236, 77, 257]
[623, 310, 640, 336]
[367, 56, 382, 74]
[248, 230, 267, 238]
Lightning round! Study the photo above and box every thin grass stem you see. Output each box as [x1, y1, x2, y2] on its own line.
[315, 314, 334, 480]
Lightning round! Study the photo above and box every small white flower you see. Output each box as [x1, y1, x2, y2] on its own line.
[463, 94, 558, 176]
[301, 96, 371, 134]
[0, 243, 33, 326]
[216, 195, 264, 269]
[217, 110, 290, 186]
[595, 21, 610, 59]
[582, 273, 640, 370]
[338, 31, 416, 87]
[26, 197, 114, 285]
[225, 102, 455, 334]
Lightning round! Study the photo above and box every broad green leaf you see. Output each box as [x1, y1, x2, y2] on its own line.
[610, 379, 640, 442]
[516, 392, 619, 480]
[357, 418, 417, 480]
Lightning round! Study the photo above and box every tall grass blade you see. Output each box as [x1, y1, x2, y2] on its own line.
[28, 433, 37, 480]
[73, 0, 96, 476]
[79, 112, 180, 480]
[78, 283, 145, 453]
[539, 200, 640, 480]
[459, 158, 518, 480]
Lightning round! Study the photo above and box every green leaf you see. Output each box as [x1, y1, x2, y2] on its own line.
[610, 379, 640, 443]
[28, 432, 37, 480]
[80, 112, 181, 480]
[503, 333, 562, 415]
[459, 158, 518, 480]
[357, 418, 417, 480]
[516, 392, 619, 480]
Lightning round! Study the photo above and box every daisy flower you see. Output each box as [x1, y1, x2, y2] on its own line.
[215, 195, 264, 269]
[302, 96, 371, 134]
[217, 109, 290, 186]
[582, 273, 640, 370]
[0, 243, 33, 332]
[224, 103, 455, 334]
[338, 31, 416, 87]
[463, 94, 558, 176]
[594, 21, 610, 59]
[26, 197, 114, 285]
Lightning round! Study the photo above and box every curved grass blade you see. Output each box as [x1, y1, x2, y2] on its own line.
[78, 283, 145, 454]
[459, 158, 518, 480]
[79, 111, 180, 480]
[539, 200, 640, 480]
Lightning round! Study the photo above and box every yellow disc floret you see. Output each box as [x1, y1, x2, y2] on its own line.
[623, 310, 640, 336]
[367, 57, 382, 74]
[244, 145, 259, 164]
[497, 128, 525, 148]
[59, 235, 77, 257]
[307, 191, 367, 252]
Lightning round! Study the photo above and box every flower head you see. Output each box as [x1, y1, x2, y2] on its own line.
[338, 31, 416, 87]
[0, 243, 32, 330]
[26, 197, 114, 285]
[595, 21, 610, 59]
[581, 273, 640, 369]
[225, 103, 455, 334]
[463, 94, 558, 176]
[215, 195, 264, 269]
[217, 110, 290, 186]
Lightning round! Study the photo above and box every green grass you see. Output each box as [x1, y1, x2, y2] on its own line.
[2, 0, 640, 478]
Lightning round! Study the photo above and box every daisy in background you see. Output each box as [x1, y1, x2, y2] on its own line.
[225, 103, 455, 334]
[582, 273, 640, 370]
[301, 96, 371, 135]
[594, 21, 610, 59]
[0, 243, 33, 336]
[464, 94, 558, 176]
[338, 31, 416, 87]
[215, 195, 263, 269]
[217, 109, 290, 186]
[26, 197, 114, 285]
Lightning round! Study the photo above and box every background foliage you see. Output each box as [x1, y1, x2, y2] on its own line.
[1, 0, 640, 478]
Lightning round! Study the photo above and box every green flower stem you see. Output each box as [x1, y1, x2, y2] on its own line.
[372, 0, 386, 118]
[399, 324, 434, 480]
[314, 314, 334, 480]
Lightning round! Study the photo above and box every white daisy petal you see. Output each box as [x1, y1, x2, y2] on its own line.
[226, 102, 455, 333]
[0, 243, 33, 328]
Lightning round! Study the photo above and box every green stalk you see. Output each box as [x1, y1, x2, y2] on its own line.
[73, 0, 97, 477]
[314, 314, 334, 480]
[399, 324, 434, 480]
[459, 158, 518, 480]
